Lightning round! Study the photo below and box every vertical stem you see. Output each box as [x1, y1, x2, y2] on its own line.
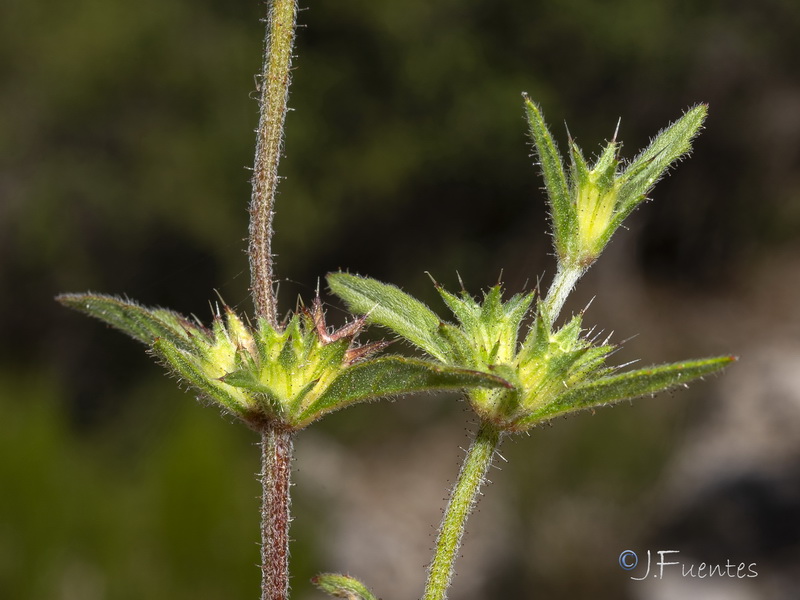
[249, 0, 299, 326]
[261, 425, 294, 600]
[250, 4, 297, 597]
[542, 263, 584, 325]
[422, 422, 502, 600]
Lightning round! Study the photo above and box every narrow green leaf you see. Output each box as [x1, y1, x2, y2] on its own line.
[57, 293, 198, 351]
[312, 573, 379, 600]
[616, 104, 707, 214]
[296, 356, 512, 426]
[327, 273, 449, 361]
[519, 355, 735, 425]
[524, 96, 573, 257]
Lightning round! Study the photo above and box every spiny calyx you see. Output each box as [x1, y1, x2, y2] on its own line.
[328, 272, 734, 432]
[57, 293, 511, 430]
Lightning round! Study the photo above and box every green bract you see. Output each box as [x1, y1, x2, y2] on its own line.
[56, 293, 511, 431]
[328, 273, 733, 432]
[524, 95, 707, 268]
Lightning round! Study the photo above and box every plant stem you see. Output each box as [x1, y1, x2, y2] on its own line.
[422, 422, 502, 600]
[250, 3, 297, 597]
[260, 425, 294, 600]
[249, 0, 298, 327]
[542, 263, 584, 324]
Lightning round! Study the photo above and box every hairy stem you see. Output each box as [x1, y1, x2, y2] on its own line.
[249, 0, 298, 326]
[542, 263, 584, 324]
[422, 422, 502, 600]
[260, 425, 294, 600]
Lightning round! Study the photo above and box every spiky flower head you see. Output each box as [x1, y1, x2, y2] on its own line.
[328, 273, 733, 433]
[57, 294, 510, 431]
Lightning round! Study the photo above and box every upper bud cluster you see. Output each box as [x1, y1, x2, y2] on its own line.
[524, 95, 707, 268]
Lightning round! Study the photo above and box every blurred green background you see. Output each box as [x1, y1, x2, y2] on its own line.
[2, 0, 800, 598]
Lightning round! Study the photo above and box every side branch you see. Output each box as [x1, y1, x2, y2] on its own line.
[249, 0, 298, 326]
[422, 422, 502, 600]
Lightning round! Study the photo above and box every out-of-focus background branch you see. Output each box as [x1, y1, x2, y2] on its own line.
[2, 0, 799, 598]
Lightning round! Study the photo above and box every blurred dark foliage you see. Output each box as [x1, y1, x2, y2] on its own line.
[2, 0, 799, 598]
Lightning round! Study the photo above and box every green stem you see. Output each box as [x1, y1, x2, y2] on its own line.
[542, 263, 584, 324]
[422, 422, 502, 600]
[260, 425, 294, 600]
[249, 0, 298, 327]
